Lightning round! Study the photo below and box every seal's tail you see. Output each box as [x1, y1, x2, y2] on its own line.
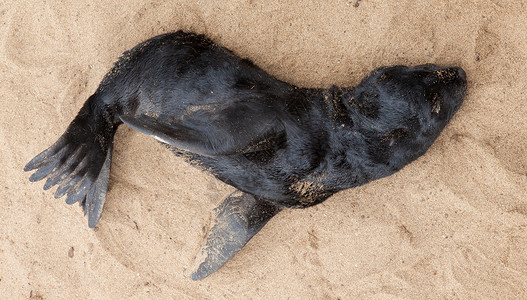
[24, 94, 118, 227]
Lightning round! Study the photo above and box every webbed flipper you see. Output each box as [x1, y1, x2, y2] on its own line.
[187, 191, 281, 280]
[25, 94, 118, 228]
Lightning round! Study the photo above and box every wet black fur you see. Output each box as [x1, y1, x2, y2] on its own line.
[25, 30, 466, 225]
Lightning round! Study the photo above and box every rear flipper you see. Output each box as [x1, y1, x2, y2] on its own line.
[187, 191, 282, 280]
[24, 94, 118, 228]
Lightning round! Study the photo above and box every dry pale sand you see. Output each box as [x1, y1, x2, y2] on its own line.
[1, 0, 526, 299]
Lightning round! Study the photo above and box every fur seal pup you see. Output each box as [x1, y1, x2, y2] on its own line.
[25, 31, 466, 280]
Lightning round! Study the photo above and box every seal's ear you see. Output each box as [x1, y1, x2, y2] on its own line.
[120, 100, 285, 157]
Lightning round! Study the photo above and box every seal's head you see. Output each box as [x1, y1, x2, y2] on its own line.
[349, 64, 466, 168]
[352, 64, 466, 137]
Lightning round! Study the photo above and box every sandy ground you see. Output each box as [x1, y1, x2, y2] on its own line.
[1, 0, 527, 299]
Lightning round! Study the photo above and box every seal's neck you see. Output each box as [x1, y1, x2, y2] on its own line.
[313, 86, 355, 126]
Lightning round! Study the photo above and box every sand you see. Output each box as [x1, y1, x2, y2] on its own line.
[1, 0, 526, 298]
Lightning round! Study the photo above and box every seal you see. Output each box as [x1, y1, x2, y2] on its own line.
[25, 31, 466, 280]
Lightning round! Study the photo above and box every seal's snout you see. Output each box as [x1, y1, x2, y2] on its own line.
[440, 66, 466, 87]
[437, 66, 467, 114]
[414, 65, 466, 113]
[454, 66, 466, 82]
[396, 64, 465, 122]
[415, 65, 465, 85]
[450, 67, 467, 112]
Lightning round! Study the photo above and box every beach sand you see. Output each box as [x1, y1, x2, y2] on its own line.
[1, 0, 526, 298]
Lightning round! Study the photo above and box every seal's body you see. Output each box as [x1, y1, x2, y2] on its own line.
[25, 31, 466, 280]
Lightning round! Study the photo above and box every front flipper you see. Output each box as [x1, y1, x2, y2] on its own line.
[121, 114, 223, 156]
[120, 101, 285, 157]
[187, 191, 282, 280]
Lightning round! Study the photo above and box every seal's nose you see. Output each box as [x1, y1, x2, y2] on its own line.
[455, 67, 466, 81]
